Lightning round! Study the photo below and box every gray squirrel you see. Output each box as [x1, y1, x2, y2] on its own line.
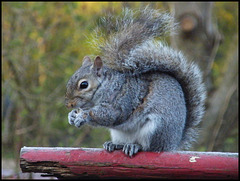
[65, 7, 206, 157]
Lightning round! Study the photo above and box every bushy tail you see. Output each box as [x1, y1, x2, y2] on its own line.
[124, 40, 206, 149]
[92, 6, 176, 68]
[93, 7, 206, 149]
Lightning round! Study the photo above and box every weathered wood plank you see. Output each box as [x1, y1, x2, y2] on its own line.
[20, 147, 238, 179]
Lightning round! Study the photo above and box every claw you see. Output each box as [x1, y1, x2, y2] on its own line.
[103, 141, 124, 152]
[103, 141, 115, 152]
[122, 143, 142, 157]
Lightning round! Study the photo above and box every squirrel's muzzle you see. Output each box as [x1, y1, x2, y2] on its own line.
[65, 100, 76, 109]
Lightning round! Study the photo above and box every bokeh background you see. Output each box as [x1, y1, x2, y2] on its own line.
[2, 2, 238, 179]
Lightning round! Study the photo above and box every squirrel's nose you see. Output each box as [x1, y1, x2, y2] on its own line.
[66, 102, 76, 109]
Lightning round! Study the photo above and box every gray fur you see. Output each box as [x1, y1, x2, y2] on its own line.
[65, 7, 206, 156]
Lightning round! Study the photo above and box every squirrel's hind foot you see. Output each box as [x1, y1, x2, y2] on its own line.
[103, 141, 142, 157]
[123, 143, 142, 157]
[103, 141, 124, 152]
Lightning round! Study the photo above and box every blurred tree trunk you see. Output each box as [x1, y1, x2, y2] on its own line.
[169, 2, 221, 88]
[204, 41, 238, 151]
[169, 2, 238, 152]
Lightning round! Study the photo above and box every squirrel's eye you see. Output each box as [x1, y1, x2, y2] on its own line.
[80, 81, 88, 89]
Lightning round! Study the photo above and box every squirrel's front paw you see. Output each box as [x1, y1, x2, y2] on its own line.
[68, 109, 88, 128]
[68, 109, 78, 125]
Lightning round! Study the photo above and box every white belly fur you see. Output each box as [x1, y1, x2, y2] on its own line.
[109, 114, 157, 150]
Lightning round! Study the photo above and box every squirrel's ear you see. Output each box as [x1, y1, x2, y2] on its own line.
[93, 56, 103, 77]
[82, 56, 92, 66]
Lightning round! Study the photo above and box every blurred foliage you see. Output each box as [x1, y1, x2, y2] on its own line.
[2, 2, 158, 157]
[1, 1, 238, 164]
[212, 2, 238, 87]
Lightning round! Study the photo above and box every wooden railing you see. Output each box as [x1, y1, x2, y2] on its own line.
[20, 147, 238, 179]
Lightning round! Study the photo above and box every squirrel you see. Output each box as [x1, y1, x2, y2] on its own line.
[65, 7, 206, 157]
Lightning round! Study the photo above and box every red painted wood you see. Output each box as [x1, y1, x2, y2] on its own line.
[20, 147, 238, 179]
